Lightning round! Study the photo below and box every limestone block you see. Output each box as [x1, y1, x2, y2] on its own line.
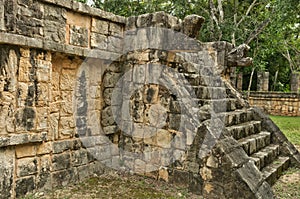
[20, 48, 30, 58]
[15, 176, 35, 198]
[158, 167, 169, 182]
[52, 153, 71, 171]
[17, 82, 28, 105]
[89, 144, 112, 161]
[248, 138, 257, 155]
[36, 155, 51, 190]
[157, 129, 172, 148]
[77, 164, 91, 181]
[0, 2, 4, 31]
[169, 114, 181, 130]
[51, 168, 78, 188]
[0, 92, 15, 134]
[0, 148, 15, 199]
[107, 36, 123, 53]
[51, 71, 60, 91]
[36, 107, 48, 131]
[60, 69, 76, 91]
[103, 88, 114, 106]
[59, 116, 75, 138]
[37, 83, 49, 106]
[49, 113, 59, 140]
[18, 57, 31, 82]
[69, 25, 89, 47]
[17, 157, 38, 177]
[172, 131, 186, 150]
[15, 107, 36, 132]
[90, 32, 107, 49]
[87, 111, 101, 136]
[52, 140, 72, 154]
[103, 125, 118, 135]
[44, 4, 66, 22]
[101, 106, 115, 127]
[88, 85, 101, 99]
[36, 142, 52, 155]
[16, 144, 36, 158]
[109, 22, 123, 36]
[91, 18, 109, 34]
[44, 21, 65, 43]
[61, 91, 73, 116]
[6, 116, 15, 133]
[134, 158, 146, 174]
[103, 72, 121, 88]
[236, 161, 262, 192]
[206, 156, 219, 168]
[36, 67, 50, 83]
[71, 149, 88, 167]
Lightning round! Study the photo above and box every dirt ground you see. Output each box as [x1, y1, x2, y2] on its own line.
[24, 172, 201, 199]
[23, 146, 300, 199]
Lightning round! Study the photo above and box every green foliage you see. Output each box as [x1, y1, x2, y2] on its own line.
[77, 0, 299, 91]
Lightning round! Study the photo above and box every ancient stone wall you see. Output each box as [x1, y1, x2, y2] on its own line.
[0, 1, 299, 199]
[0, 0, 125, 198]
[249, 92, 300, 116]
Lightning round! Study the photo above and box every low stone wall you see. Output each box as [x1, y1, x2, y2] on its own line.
[249, 92, 300, 116]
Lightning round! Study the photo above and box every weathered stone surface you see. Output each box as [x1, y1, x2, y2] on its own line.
[71, 149, 88, 166]
[52, 153, 71, 171]
[16, 144, 36, 158]
[249, 92, 300, 116]
[52, 140, 72, 154]
[109, 22, 123, 36]
[16, 176, 35, 198]
[91, 32, 107, 49]
[36, 155, 52, 190]
[17, 157, 38, 177]
[60, 69, 77, 91]
[0, 148, 14, 199]
[182, 15, 205, 38]
[36, 142, 52, 155]
[69, 25, 89, 47]
[92, 18, 109, 34]
[51, 168, 78, 188]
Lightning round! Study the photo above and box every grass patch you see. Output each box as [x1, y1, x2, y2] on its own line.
[273, 167, 300, 199]
[270, 115, 300, 146]
[270, 115, 300, 198]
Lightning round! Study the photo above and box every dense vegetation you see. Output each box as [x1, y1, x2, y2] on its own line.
[78, 0, 299, 91]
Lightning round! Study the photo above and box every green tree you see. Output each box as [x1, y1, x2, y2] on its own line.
[77, 0, 300, 91]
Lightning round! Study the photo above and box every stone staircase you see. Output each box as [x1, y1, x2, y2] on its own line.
[221, 100, 291, 186]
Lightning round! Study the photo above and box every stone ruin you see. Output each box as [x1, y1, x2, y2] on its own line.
[0, 0, 299, 198]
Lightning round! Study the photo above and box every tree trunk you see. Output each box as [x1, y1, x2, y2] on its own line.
[272, 70, 278, 91]
[247, 67, 255, 98]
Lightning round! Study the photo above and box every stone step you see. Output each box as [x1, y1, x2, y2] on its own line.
[226, 121, 261, 140]
[196, 98, 238, 113]
[261, 156, 290, 186]
[218, 109, 254, 127]
[250, 144, 280, 170]
[239, 131, 271, 156]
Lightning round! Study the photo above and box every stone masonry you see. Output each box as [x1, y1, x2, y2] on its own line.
[249, 92, 300, 116]
[0, 0, 299, 198]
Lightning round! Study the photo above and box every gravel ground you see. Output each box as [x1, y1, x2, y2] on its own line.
[22, 145, 300, 199]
